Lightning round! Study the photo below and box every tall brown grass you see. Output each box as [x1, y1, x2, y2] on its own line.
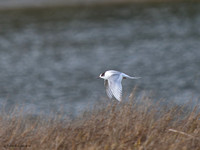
[0, 92, 199, 150]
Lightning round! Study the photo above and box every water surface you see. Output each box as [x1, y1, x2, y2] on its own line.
[0, 3, 200, 116]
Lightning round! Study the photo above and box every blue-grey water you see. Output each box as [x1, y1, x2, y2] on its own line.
[0, 3, 200, 116]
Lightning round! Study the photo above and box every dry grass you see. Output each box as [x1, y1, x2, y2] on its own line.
[0, 92, 200, 150]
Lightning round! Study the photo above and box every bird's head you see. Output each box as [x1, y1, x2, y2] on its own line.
[99, 72, 106, 79]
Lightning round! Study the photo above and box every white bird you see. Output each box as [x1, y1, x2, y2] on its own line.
[99, 70, 140, 101]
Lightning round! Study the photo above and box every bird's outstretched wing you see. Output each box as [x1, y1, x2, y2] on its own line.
[104, 80, 113, 99]
[107, 74, 122, 101]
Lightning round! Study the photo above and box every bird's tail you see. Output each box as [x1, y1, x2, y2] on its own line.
[128, 76, 141, 79]
[123, 73, 141, 79]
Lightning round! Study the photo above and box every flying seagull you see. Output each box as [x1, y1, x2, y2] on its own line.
[99, 70, 140, 101]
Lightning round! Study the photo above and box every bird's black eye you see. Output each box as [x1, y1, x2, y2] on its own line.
[101, 72, 105, 76]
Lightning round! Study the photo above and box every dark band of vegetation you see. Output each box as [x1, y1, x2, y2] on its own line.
[0, 0, 200, 11]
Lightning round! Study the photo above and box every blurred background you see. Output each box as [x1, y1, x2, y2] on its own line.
[0, 1, 200, 116]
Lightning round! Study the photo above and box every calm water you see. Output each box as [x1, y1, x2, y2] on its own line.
[0, 3, 200, 116]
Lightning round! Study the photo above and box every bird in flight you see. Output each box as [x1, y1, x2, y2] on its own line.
[99, 70, 140, 101]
